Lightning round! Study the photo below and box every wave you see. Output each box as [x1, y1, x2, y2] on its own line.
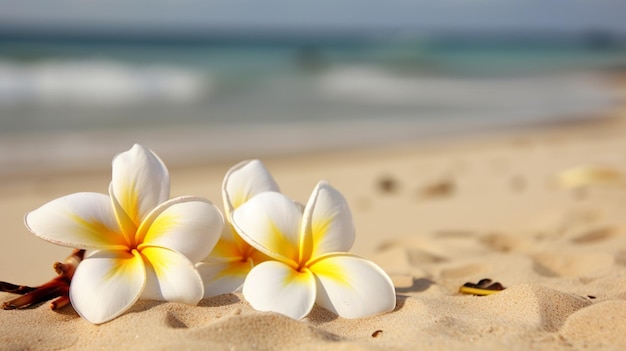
[316, 65, 619, 115]
[0, 60, 211, 106]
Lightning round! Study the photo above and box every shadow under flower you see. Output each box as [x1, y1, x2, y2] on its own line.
[395, 277, 435, 294]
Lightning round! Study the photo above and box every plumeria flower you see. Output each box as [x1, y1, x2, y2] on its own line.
[196, 159, 279, 297]
[24, 144, 224, 324]
[232, 180, 396, 320]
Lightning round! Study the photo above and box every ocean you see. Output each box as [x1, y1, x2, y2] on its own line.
[0, 31, 625, 175]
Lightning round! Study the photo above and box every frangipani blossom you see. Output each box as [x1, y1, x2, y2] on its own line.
[232, 181, 396, 320]
[24, 144, 223, 324]
[197, 159, 278, 297]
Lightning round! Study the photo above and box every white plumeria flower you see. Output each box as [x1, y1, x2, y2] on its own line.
[196, 159, 279, 297]
[24, 144, 224, 324]
[232, 180, 396, 320]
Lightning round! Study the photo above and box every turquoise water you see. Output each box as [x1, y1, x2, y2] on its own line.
[0, 33, 624, 174]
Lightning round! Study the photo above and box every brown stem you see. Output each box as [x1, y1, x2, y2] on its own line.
[0, 282, 37, 295]
[50, 295, 71, 310]
[1, 249, 85, 310]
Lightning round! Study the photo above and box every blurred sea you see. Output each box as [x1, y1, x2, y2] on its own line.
[0, 31, 625, 175]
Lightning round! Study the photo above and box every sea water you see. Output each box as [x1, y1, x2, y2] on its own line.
[0, 32, 624, 174]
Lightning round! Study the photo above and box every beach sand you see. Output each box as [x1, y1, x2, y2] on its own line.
[2, 83, 626, 350]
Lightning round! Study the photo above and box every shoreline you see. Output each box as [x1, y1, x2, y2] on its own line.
[0, 101, 620, 180]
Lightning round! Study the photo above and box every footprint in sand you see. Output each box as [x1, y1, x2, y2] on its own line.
[417, 178, 455, 199]
[480, 232, 530, 253]
[376, 175, 400, 194]
[570, 226, 623, 244]
[532, 252, 614, 278]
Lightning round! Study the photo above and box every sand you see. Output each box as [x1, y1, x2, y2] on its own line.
[2, 87, 626, 350]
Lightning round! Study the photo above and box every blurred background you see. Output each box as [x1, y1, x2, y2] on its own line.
[1, 0, 626, 175]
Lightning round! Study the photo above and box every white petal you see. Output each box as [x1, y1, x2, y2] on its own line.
[310, 254, 396, 319]
[205, 225, 261, 263]
[109, 183, 139, 244]
[140, 247, 204, 305]
[242, 260, 316, 320]
[222, 159, 280, 216]
[110, 144, 170, 227]
[196, 259, 252, 298]
[138, 196, 223, 263]
[205, 226, 243, 261]
[69, 249, 146, 324]
[301, 181, 355, 261]
[25, 192, 126, 249]
[231, 192, 302, 265]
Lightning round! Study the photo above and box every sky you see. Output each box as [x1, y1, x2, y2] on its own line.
[0, 0, 625, 35]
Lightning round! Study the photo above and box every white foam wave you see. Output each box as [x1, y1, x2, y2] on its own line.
[317, 66, 618, 113]
[0, 60, 211, 106]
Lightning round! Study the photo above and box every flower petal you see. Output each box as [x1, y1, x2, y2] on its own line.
[207, 226, 244, 262]
[231, 192, 302, 265]
[222, 159, 280, 216]
[110, 144, 170, 227]
[69, 249, 146, 324]
[196, 259, 252, 298]
[310, 253, 396, 319]
[206, 225, 264, 262]
[109, 183, 139, 245]
[242, 260, 316, 320]
[140, 247, 204, 305]
[301, 181, 355, 261]
[137, 196, 223, 263]
[25, 192, 126, 249]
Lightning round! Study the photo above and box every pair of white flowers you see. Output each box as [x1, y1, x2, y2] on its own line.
[25, 144, 396, 324]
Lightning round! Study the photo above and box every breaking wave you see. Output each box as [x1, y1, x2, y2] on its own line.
[0, 60, 211, 106]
